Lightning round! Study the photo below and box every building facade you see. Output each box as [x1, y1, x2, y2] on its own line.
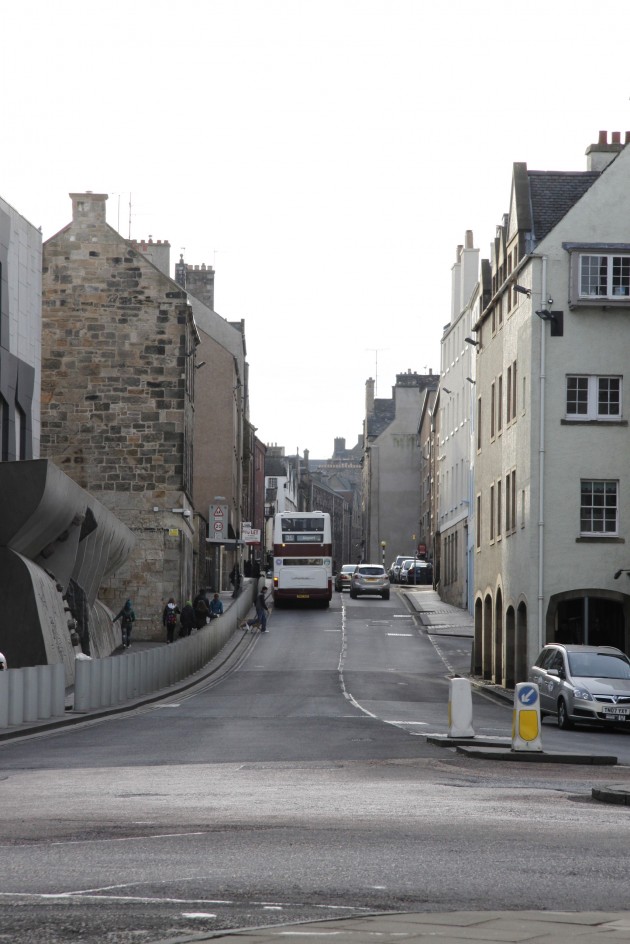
[362, 370, 439, 565]
[41, 192, 198, 638]
[472, 131, 630, 687]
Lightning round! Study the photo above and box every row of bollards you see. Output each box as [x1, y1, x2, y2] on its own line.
[0, 663, 66, 728]
[448, 677, 543, 751]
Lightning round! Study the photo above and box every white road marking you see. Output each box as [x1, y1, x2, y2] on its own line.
[387, 632, 413, 637]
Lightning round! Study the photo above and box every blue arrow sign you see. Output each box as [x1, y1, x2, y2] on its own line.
[518, 684, 538, 706]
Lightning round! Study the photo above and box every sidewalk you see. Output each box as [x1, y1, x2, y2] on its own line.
[187, 910, 630, 942]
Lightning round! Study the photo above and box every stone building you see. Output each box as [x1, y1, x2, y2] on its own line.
[472, 131, 630, 687]
[362, 370, 439, 565]
[1, 194, 135, 675]
[41, 193, 198, 639]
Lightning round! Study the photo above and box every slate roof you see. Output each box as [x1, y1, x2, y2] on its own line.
[366, 399, 396, 439]
[528, 171, 600, 243]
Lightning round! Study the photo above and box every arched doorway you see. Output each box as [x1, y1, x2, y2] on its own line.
[505, 605, 515, 688]
[473, 597, 483, 676]
[483, 593, 492, 680]
[551, 592, 628, 651]
[493, 588, 503, 683]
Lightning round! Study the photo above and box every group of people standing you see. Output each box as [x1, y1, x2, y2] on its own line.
[161, 590, 225, 643]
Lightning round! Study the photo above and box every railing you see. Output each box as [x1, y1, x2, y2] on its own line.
[0, 582, 257, 730]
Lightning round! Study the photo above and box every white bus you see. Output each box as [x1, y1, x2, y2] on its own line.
[272, 511, 333, 606]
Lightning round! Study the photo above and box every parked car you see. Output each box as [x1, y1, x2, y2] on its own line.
[398, 559, 416, 583]
[529, 643, 630, 729]
[350, 564, 390, 599]
[335, 564, 356, 592]
[389, 555, 416, 583]
[403, 561, 433, 585]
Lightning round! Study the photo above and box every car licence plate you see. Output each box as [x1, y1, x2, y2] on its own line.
[602, 706, 630, 717]
[297, 594, 310, 599]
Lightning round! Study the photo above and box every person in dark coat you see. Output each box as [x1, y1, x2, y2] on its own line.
[162, 598, 180, 644]
[179, 600, 195, 637]
[255, 587, 269, 632]
[193, 595, 210, 630]
[113, 599, 136, 648]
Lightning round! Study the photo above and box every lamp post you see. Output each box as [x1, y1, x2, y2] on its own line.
[381, 540, 386, 569]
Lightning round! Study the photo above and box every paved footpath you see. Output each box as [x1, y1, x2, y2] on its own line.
[170, 909, 630, 942]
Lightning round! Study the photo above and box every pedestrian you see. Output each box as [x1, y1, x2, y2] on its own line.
[0, 652, 7, 670]
[113, 598, 136, 648]
[162, 597, 180, 644]
[230, 564, 241, 598]
[209, 592, 224, 619]
[179, 599, 195, 637]
[255, 586, 270, 633]
[194, 594, 210, 630]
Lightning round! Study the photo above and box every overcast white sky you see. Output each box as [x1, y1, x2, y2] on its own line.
[2, 0, 629, 457]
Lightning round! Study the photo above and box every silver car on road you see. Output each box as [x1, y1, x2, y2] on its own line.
[529, 643, 630, 729]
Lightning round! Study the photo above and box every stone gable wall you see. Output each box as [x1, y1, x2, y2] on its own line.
[41, 207, 199, 637]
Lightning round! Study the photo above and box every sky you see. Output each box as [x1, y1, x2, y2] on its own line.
[2, 0, 630, 458]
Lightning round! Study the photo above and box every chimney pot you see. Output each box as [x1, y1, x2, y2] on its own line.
[599, 130, 608, 144]
[612, 131, 621, 144]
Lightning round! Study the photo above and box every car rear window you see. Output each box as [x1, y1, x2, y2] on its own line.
[358, 566, 386, 576]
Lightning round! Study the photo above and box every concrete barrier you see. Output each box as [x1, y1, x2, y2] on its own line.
[0, 581, 258, 729]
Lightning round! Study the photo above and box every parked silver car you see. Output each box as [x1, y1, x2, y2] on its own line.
[350, 564, 390, 600]
[529, 643, 630, 729]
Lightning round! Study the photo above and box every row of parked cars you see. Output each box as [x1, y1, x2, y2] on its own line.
[388, 555, 433, 585]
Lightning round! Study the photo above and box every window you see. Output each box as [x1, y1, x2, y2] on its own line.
[496, 479, 502, 539]
[268, 477, 278, 488]
[512, 361, 517, 420]
[566, 376, 621, 420]
[505, 472, 511, 532]
[476, 494, 481, 549]
[489, 484, 495, 542]
[506, 366, 512, 423]
[580, 480, 618, 535]
[497, 375, 503, 433]
[580, 254, 630, 299]
[477, 397, 482, 451]
[490, 382, 496, 439]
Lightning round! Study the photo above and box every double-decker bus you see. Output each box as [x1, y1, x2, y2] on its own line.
[272, 511, 333, 606]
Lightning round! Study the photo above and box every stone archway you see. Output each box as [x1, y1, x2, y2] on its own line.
[493, 587, 503, 683]
[505, 605, 515, 688]
[473, 597, 483, 676]
[515, 601, 528, 683]
[483, 592, 493, 680]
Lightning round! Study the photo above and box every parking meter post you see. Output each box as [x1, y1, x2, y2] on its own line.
[448, 677, 475, 738]
[512, 682, 543, 751]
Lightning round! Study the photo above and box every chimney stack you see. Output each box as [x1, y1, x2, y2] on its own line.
[586, 130, 629, 172]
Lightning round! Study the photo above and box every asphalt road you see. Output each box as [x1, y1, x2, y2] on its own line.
[2, 588, 630, 943]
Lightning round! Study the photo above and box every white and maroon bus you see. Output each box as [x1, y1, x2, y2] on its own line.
[272, 511, 333, 606]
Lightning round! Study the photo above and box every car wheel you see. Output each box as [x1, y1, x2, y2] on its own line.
[557, 698, 573, 730]
[382, 591, 390, 600]
[350, 590, 357, 599]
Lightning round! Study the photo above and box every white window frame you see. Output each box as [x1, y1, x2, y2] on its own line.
[580, 479, 619, 536]
[566, 244, 630, 308]
[579, 253, 630, 300]
[566, 375, 622, 421]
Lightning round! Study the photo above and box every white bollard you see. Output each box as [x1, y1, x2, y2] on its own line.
[448, 677, 475, 738]
[512, 682, 543, 752]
